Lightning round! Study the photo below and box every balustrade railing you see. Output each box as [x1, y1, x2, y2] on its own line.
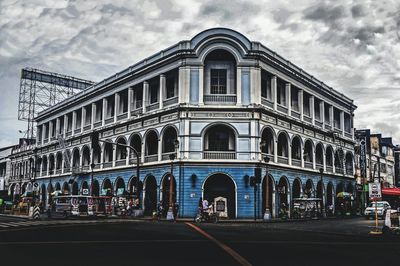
[304, 161, 313, 169]
[93, 121, 102, 128]
[261, 97, 274, 108]
[277, 156, 289, 164]
[146, 102, 159, 112]
[277, 104, 288, 114]
[145, 155, 158, 163]
[292, 159, 301, 167]
[103, 162, 112, 168]
[204, 94, 237, 104]
[115, 159, 127, 167]
[203, 151, 236, 160]
[117, 113, 128, 121]
[163, 96, 178, 107]
[326, 166, 333, 173]
[105, 117, 114, 125]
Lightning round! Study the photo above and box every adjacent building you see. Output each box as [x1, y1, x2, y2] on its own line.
[7, 28, 357, 218]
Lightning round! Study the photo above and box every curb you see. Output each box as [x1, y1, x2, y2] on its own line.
[0, 213, 30, 220]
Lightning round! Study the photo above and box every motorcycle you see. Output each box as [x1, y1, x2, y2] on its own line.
[194, 207, 219, 223]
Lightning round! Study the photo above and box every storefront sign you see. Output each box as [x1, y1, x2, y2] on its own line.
[82, 188, 89, 195]
[360, 139, 367, 178]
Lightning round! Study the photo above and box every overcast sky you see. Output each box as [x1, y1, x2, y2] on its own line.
[0, 0, 399, 147]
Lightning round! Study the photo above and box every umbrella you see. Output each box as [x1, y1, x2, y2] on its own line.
[336, 192, 352, 198]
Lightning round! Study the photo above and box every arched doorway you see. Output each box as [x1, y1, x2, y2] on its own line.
[144, 175, 157, 216]
[277, 176, 289, 217]
[161, 174, 176, 215]
[92, 180, 100, 196]
[304, 179, 314, 198]
[102, 179, 112, 196]
[62, 182, 70, 195]
[115, 177, 126, 196]
[71, 182, 79, 195]
[203, 173, 236, 218]
[327, 182, 334, 216]
[81, 181, 89, 195]
[55, 182, 61, 192]
[261, 175, 275, 218]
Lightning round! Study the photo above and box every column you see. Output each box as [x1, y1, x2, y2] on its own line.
[41, 124, 46, 142]
[286, 83, 291, 115]
[114, 93, 119, 123]
[250, 67, 261, 105]
[340, 111, 345, 136]
[198, 67, 204, 105]
[272, 76, 277, 111]
[236, 67, 242, 105]
[159, 74, 165, 109]
[312, 145, 316, 170]
[329, 106, 334, 127]
[288, 142, 292, 166]
[63, 114, 68, 136]
[178, 67, 190, 104]
[321, 101, 325, 127]
[49, 121, 53, 139]
[127, 88, 133, 119]
[143, 81, 148, 114]
[56, 118, 60, 137]
[273, 139, 278, 163]
[323, 148, 327, 172]
[91, 103, 96, 130]
[157, 138, 162, 162]
[141, 141, 145, 164]
[81, 107, 85, 130]
[102, 98, 107, 126]
[299, 89, 304, 121]
[310, 95, 315, 125]
[72, 111, 76, 136]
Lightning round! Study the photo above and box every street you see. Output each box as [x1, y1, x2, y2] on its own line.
[0, 216, 398, 266]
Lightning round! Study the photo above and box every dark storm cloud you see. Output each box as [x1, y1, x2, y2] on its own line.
[351, 4, 366, 18]
[304, 3, 346, 25]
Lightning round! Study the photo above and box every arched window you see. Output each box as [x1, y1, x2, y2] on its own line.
[72, 149, 80, 168]
[345, 152, 354, 175]
[326, 146, 334, 168]
[103, 140, 113, 166]
[291, 136, 302, 166]
[145, 130, 158, 162]
[82, 146, 90, 167]
[56, 152, 63, 173]
[261, 128, 274, 155]
[204, 124, 236, 159]
[48, 154, 55, 175]
[277, 132, 288, 158]
[116, 138, 127, 163]
[204, 49, 237, 104]
[63, 150, 71, 172]
[335, 149, 344, 174]
[303, 139, 313, 169]
[162, 126, 178, 154]
[129, 134, 142, 162]
[92, 144, 101, 166]
[315, 143, 324, 168]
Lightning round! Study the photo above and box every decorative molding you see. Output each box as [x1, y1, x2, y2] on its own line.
[291, 124, 302, 133]
[304, 129, 314, 137]
[144, 117, 159, 127]
[325, 136, 333, 142]
[262, 114, 277, 124]
[277, 119, 290, 129]
[161, 113, 178, 122]
[115, 126, 127, 134]
[72, 139, 80, 145]
[316, 133, 325, 140]
[81, 136, 90, 143]
[190, 112, 250, 119]
[102, 130, 113, 138]
[129, 122, 142, 131]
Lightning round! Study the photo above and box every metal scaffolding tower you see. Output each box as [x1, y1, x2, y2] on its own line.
[18, 68, 95, 140]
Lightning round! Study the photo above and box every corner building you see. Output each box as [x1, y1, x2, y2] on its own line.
[9, 28, 357, 218]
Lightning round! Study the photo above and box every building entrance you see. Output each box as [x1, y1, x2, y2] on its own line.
[203, 173, 236, 218]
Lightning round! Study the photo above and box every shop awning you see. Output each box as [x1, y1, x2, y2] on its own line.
[382, 188, 400, 196]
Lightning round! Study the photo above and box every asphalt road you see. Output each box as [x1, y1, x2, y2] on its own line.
[0, 217, 398, 266]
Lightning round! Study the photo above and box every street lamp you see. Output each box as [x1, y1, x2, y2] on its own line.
[263, 155, 271, 221]
[90, 163, 95, 196]
[319, 168, 325, 218]
[166, 139, 179, 221]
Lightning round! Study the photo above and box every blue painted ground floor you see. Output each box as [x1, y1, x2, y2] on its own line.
[10, 163, 356, 219]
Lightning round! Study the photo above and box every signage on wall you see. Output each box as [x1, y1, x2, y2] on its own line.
[368, 182, 381, 200]
[82, 188, 89, 195]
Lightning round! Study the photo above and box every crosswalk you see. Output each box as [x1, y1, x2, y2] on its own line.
[0, 219, 138, 230]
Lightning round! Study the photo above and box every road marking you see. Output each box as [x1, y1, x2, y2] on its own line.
[185, 222, 252, 266]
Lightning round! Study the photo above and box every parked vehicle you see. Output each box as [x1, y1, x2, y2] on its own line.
[90, 196, 113, 217]
[194, 207, 219, 223]
[364, 201, 391, 219]
[51, 196, 92, 218]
